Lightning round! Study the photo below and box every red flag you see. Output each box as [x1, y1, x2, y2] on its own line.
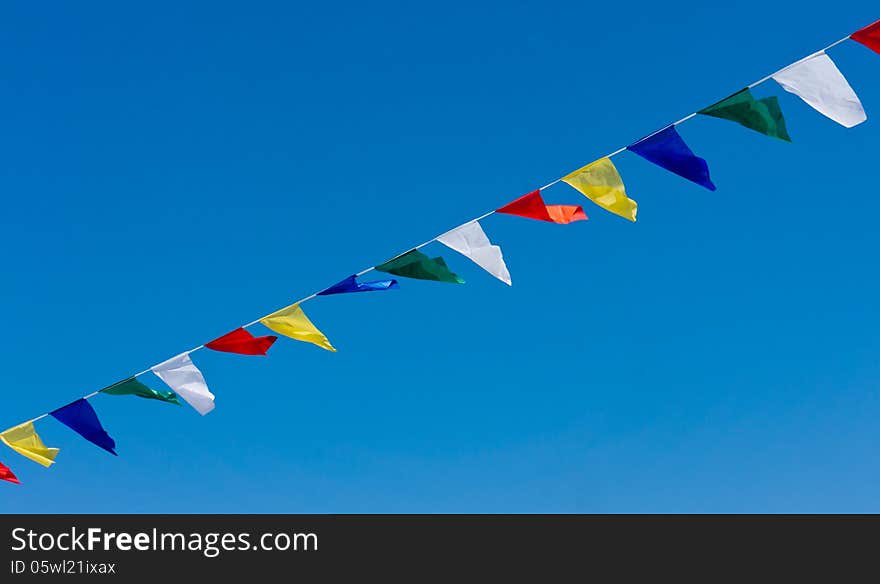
[496, 190, 587, 224]
[0, 461, 19, 485]
[205, 328, 277, 356]
[852, 20, 880, 54]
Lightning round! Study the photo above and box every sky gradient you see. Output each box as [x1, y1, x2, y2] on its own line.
[1, 1, 879, 512]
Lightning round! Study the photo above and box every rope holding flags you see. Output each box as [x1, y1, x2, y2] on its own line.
[2, 17, 880, 485]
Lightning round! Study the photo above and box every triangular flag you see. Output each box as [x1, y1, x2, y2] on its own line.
[851, 20, 880, 54]
[772, 52, 866, 128]
[101, 377, 180, 405]
[0, 422, 59, 467]
[627, 126, 716, 190]
[495, 190, 588, 224]
[374, 250, 465, 283]
[151, 353, 216, 415]
[260, 303, 336, 352]
[50, 399, 117, 456]
[698, 88, 791, 141]
[0, 461, 19, 484]
[318, 275, 400, 295]
[437, 221, 511, 285]
[562, 158, 638, 221]
[205, 327, 277, 356]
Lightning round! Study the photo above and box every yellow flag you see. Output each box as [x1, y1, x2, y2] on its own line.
[260, 303, 336, 352]
[0, 421, 59, 467]
[562, 158, 637, 222]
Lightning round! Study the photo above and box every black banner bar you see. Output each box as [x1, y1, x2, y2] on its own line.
[1, 515, 875, 579]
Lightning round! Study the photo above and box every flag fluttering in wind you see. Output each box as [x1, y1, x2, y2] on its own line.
[151, 353, 216, 415]
[318, 275, 400, 295]
[0, 422, 59, 467]
[260, 303, 336, 351]
[100, 377, 180, 405]
[562, 158, 637, 221]
[496, 190, 587, 224]
[206, 328, 277, 356]
[437, 221, 512, 285]
[375, 250, 464, 284]
[772, 52, 867, 128]
[851, 20, 880, 54]
[0, 461, 19, 484]
[628, 126, 716, 190]
[50, 399, 117, 456]
[699, 88, 791, 141]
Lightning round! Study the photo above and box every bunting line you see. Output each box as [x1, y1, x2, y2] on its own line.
[7, 20, 878, 475]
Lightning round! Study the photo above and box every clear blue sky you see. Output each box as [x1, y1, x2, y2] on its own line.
[1, 1, 878, 513]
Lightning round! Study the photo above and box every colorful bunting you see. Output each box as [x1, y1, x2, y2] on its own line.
[562, 158, 637, 221]
[206, 327, 277, 356]
[495, 190, 588, 224]
[437, 221, 512, 285]
[772, 52, 866, 128]
[260, 303, 336, 352]
[698, 88, 791, 141]
[101, 377, 180, 405]
[374, 250, 465, 284]
[0, 461, 18, 484]
[151, 353, 216, 415]
[50, 399, 117, 456]
[627, 126, 716, 191]
[0, 422, 59, 467]
[851, 20, 880, 54]
[7, 21, 880, 489]
[318, 275, 400, 295]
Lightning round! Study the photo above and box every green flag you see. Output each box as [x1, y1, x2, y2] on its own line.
[101, 377, 180, 405]
[699, 88, 791, 142]
[375, 250, 464, 283]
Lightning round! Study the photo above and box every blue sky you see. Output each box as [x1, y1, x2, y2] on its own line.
[1, 2, 879, 512]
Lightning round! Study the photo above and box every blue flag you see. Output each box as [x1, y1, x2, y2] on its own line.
[318, 275, 400, 296]
[627, 126, 716, 191]
[50, 399, 117, 456]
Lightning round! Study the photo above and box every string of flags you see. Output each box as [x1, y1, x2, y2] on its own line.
[3, 19, 880, 486]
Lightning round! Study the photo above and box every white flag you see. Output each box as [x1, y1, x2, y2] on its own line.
[772, 52, 866, 128]
[437, 221, 511, 285]
[151, 352, 215, 415]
